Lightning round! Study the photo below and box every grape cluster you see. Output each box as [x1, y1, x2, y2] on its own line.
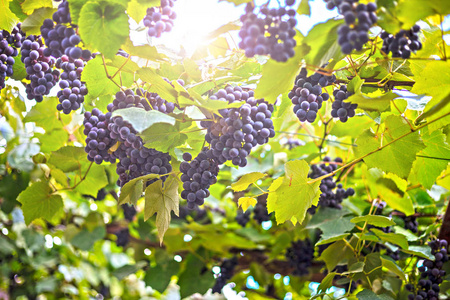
[180, 150, 219, 209]
[203, 86, 275, 167]
[136, 88, 177, 113]
[326, 1, 378, 54]
[381, 25, 422, 59]
[331, 85, 357, 122]
[143, 0, 177, 38]
[40, 1, 91, 60]
[212, 257, 239, 294]
[398, 214, 419, 233]
[236, 210, 251, 227]
[107, 91, 173, 187]
[284, 138, 303, 150]
[286, 239, 314, 276]
[288, 67, 336, 123]
[308, 157, 355, 213]
[175, 205, 208, 223]
[52, 0, 71, 24]
[21, 36, 60, 102]
[0, 25, 23, 90]
[253, 202, 271, 224]
[115, 228, 129, 247]
[122, 204, 137, 222]
[238, 1, 297, 62]
[407, 239, 448, 300]
[83, 108, 116, 164]
[55, 55, 88, 113]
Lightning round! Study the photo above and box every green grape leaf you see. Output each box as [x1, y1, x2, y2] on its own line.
[177, 251, 215, 298]
[370, 228, 409, 249]
[140, 122, 193, 155]
[351, 215, 395, 227]
[74, 164, 108, 197]
[136, 68, 177, 103]
[346, 90, 396, 112]
[81, 55, 132, 100]
[21, 0, 52, 14]
[120, 37, 166, 61]
[267, 160, 320, 225]
[21, 7, 54, 35]
[319, 240, 355, 271]
[78, 1, 129, 59]
[127, 0, 158, 23]
[144, 175, 179, 242]
[112, 107, 176, 132]
[315, 216, 355, 245]
[238, 197, 257, 212]
[67, 0, 88, 25]
[118, 173, 159, 205]
[316, 272, 337, 295]
[381, 258, 406, 281]
[112, 262, 147, 280]
[17, 181, 63, 225]
[355, 115, 426, 178]
[35, 129, 68, 153]
[297, 0, 310, 16]
[144, 259, 179, 292]
[254, 42, 310, 104]
[306, 207, 351, 228]
[23, 97, 63, 131]
[303, 19, 344, 68]
[70, 226, 106, 251]
[231, 172, 265, 192]
[11, 56, 27, 81]
[47, 146, 86, 172]
[404, 245, 434, 260]
[396, 0, 450, 29]
[411, 129, 450, 189]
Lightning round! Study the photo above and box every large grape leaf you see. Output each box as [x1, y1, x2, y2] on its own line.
[254, 42, 310, 104]
[74, 164, 108, 197]
[411, 129, 450, 189]
[112, 107, 176, 132]
[47, 146, 86, 172]
[231, 172, 265, 192]
[177, 250, 215, 298]
[355, 115, 426, 179]
[144, 259, 180, 293]
[267, 160, 320, 225]
[23, 97, 63, 131]
[78, 1, 129, 59]
[411, 61, 450, 102]
[21, 0, 52, 14]
[144, 175, 179, 242]
[17, 181, 63, 225]
[81, 56, 133, 100]
[346, 90, 396, 112]
[21, 7, 54, 35]
[396, 0, 450, 29]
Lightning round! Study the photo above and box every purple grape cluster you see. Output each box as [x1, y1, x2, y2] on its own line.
[284, 138, 303, 150]
[325, 0, 377, 54]
[331, 85, 357, 122]
[253, 201, 271, 224]
[407, 239, 448, 300]
[136, 88, 177, 113]
[236, 210, 251, 227]
[115, 227, 129, 247]
[143, 0, 177, 38]
[288, 67, 336, 123]
[285, 239, 314, 276]
[381, 24, 422, 59]
[55, 55, 88, 113]
[122, 204, 137, 222]
[180, 150, 219, 209]
[40, 1, 91, 60]
[21, 36, 60, 102]
[107, 90, 173, 187]
[212, 257, 238, 294]
[52, 0, 71, 24]
[0, 25, 24, 90]
[308, 157, 355, 213]
[83, 108, 116, 164]
[238, 1, 297, 62]
[202, 86, 275, 167]
[400, 214, 419, 233]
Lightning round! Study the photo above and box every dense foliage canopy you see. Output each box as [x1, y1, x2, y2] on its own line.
[0, 0, 449, 299]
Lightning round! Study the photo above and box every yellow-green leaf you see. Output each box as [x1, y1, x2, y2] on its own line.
[231, 172, 265, 192]
[238, 197, 257, 212]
